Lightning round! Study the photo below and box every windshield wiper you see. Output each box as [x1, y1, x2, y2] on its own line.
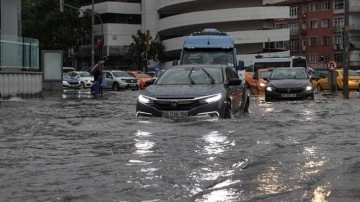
[188, 67, 195, 85]
[201, 68, 215, 84]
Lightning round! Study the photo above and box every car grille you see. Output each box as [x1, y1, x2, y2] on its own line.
[125, 79, 138, 84]
[275, 87, 304, 93]
[154, 99, 201, 111]
[68, 81, 79, 85]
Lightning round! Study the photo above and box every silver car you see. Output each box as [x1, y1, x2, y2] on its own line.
[68, 71, 94, 88]
[103, 70, 139, 91]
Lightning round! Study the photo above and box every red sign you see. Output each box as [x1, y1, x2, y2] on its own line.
[326, 60, 337, 71]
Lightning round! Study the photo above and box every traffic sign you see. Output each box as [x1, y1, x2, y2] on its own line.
[326, 60, 337, 71]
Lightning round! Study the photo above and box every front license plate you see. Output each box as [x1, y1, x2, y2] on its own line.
[129, 84, 137, 87]
[281, 94, 296, 98]
[161, 111, 188, 117]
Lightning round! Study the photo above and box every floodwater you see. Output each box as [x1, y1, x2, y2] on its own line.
[0, 89, 360, 202]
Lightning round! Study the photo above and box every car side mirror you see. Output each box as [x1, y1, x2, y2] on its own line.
[145, 78, 156, 86]
[227, 78, 242, 86]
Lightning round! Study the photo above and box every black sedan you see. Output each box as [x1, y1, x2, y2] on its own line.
[265, 67, 314, 101]
[136, 65, 249, 118]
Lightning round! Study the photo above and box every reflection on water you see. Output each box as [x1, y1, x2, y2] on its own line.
[1, 90, 360, 201]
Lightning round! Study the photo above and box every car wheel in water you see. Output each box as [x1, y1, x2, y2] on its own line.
[112, 83, 121, 91]
[265, 95, 270, 102]
[223, 100, 232, 119]
[243, 97, 250, 113]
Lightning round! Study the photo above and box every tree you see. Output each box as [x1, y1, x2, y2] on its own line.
[126, 30, 165, 71]
[22, 0, 92, 66]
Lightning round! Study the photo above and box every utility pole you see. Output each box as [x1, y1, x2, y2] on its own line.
[343, 0, 349, 99]
[91, 0, 95, 67]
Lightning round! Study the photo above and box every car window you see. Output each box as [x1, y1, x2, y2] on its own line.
[78, 72, 91, 77]
[112, 71, 133, 77]
[271, 69, 308, 79]
[156, 67, 222, 85]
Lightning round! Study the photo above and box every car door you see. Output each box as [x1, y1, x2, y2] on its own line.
[225, 68, 242, 110]
[104, 72, 113, 88]
[250, 70, 260, 94]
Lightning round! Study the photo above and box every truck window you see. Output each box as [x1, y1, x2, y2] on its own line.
[182, 49, 234, 67]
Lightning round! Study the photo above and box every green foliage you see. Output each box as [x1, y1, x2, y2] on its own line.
[126, 30, 165, 70]
[22, 0, 91, 66]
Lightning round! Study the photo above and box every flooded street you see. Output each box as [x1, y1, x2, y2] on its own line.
[1, 90, 360, 202]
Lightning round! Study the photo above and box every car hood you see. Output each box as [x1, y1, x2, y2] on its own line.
[268, 79, 311, 88]
[79, 76, 94, 80]
[142, 84, 224, 98]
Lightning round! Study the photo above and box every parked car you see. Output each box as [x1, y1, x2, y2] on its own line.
[249, 68, 273, 95]
[265, 67, 314, 101]
[62, 73, 81, 89]
[103, 70, 139, 91]
[68, 71, 94, 88]
[127, 71, 154, 89]
[316, 69, 360, 91]
[136, 64, 250, 118]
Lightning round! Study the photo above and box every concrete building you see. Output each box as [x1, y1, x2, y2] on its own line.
[79, 0, 290, 68]
[271, 0, 360, 69]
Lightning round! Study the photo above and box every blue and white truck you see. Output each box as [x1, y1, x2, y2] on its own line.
[175, 28, 245, 81]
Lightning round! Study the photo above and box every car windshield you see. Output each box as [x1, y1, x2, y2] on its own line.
[347, 70, 359, 76]
[112, 71, 133, 77]
[156, 67, 223, 85]
[136, 73, 152, 78]
[78, 72, 91, 77]
[270, 69, 309, 79]
[260, 71, 272, 79]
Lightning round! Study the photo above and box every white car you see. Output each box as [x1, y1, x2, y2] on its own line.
[68, 71, 94, 88]
[103, 70, 139, 91]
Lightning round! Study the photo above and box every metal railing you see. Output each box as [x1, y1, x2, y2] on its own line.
[0, 34, 39, 70]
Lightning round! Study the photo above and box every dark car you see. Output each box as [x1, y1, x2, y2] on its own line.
[136, 64, 250, 118]
[265, 67, 314, 101]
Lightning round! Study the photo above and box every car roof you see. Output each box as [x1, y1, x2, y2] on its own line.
[170, 64, 228, 69]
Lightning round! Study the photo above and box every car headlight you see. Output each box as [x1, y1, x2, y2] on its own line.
[138, 94, 154, 104]
[259, 82, 266, 87]
[201, 93, 222, 104]
[305, 85, 313, 91]
[266, 86, 274, 91]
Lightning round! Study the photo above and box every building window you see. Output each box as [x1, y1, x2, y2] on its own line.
[310, 37, 318, 46]
[290, 6, 299, 18]
[322, 1, 330, 10]
[334, 53, 343, 63]
[321, 36, 330, 46]
[321, 19, 329, 28]
[289, 23, 299, 35]
[290, 40, 299, 51]
[309, 54, 318, 63]
[334, 0, 344, 10]
[310, 20, 318, 29]
[310, 2, 318, 12]
[276, 41, 286, 49]
[275, 23, 286, 29]
[334, 18, 344, 32]
[334, 35, 343, 48]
